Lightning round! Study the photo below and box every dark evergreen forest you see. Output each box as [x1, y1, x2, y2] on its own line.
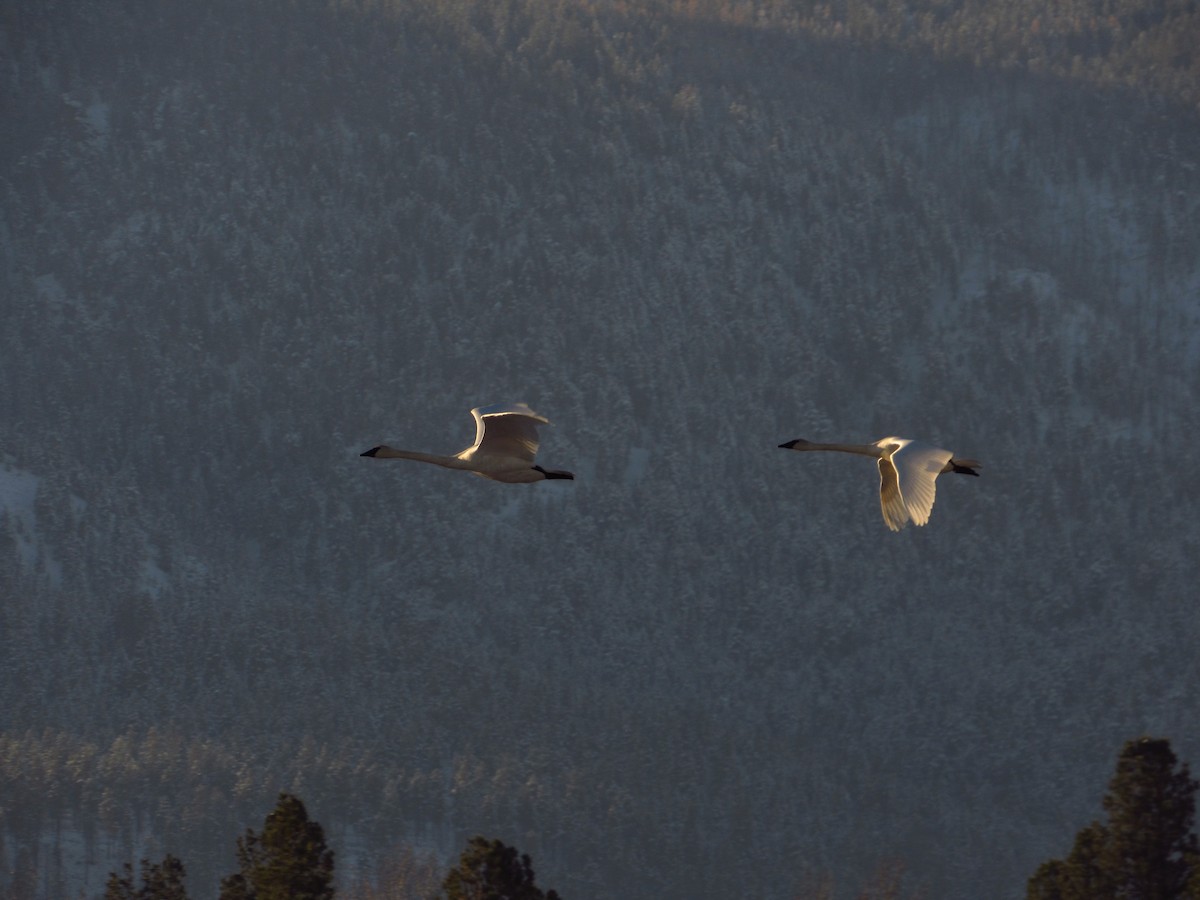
[2, 0, 1199, 897]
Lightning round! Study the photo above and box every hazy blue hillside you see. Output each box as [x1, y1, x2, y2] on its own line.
[2, 1, 1199, 897]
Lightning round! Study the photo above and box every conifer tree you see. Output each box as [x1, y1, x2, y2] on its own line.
[1027, 823, 1109, 900]
[104, 855, 189, 900]
[442, 836, 562, 900]
[106, 862, 140, 900]
[1026, 737, 1200, 899]
[218, 793, 335, 900]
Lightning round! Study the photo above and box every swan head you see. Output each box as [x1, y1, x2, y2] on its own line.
[778, 438, 814, 451]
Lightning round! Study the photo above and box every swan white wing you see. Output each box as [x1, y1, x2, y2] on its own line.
[889, 440, 953, 527]
[877, 458, 911, 532]
[469, 403, 548, 463]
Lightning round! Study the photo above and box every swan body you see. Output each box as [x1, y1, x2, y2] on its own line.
[361, 402, 574, 483]
[778, 436, 979, 531]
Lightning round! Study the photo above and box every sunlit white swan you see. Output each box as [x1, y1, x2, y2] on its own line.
[360, 402, 574, 483]
[778, 436, 979, 531]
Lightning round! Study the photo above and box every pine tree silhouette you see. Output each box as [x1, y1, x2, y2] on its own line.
[442, 836, 562, 900]
[1027, 737, 1200, 900]
[219, 793, 334, 900]
[104, 855, 188, 900]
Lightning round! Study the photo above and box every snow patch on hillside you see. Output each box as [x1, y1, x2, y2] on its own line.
[0, 462, 41, 569]
[0, 462, 64, 586]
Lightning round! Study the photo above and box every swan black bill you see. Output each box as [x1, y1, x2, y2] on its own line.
[360, 447, 382, 457]
[778, 440, 799, 449]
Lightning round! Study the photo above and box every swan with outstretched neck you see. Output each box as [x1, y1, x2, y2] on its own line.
[778, 436, 979, 530]
[361, 403, 574, 483]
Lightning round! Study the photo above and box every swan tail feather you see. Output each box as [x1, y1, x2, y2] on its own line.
[535, 466, 575, 480]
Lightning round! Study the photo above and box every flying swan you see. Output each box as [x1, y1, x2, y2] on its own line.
[777, 436, 980, 530]
[360, 402, 574, 483]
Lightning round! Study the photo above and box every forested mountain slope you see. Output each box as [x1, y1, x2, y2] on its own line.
[2, 1, 1199, 897]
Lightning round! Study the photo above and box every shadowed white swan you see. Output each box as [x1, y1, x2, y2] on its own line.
[778, 436, 980, 531]
[361, 403, 574, 483]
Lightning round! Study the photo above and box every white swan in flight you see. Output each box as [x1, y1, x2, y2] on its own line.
[778, 436, 979, 530]
[361, 403, 574, 483]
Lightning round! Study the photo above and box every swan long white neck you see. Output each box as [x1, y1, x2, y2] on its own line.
[365, 447, 474, 470]
[796, 441, 884, 459]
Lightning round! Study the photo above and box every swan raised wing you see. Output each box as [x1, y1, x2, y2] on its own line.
[466, 403, 546, 466]
[878, 438, 953, 531]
